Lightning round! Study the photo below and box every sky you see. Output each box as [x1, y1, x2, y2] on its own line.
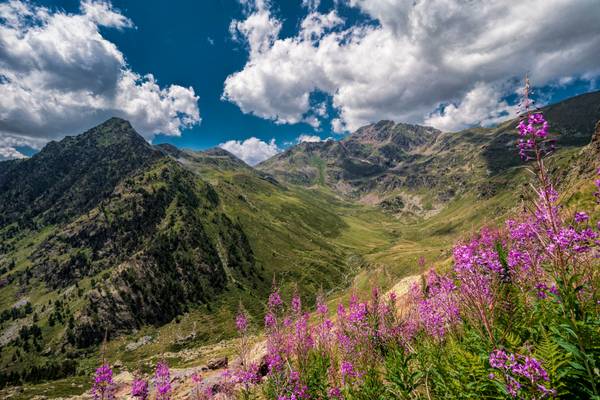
[0, 0, 599, 165]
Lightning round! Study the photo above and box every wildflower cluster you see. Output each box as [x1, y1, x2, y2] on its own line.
[517, 112, 554, 160]
[131, 376, 149, 400]
[190, 372, 215, 400]
[91, 363, 116, 400]
[489, 349, 554, 398]
[154, 361, 172, 400]
[411, 271, 459, 339]
[90, 100, 599, 399]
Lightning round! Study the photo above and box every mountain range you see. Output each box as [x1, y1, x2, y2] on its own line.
[259, 91, 600, 214]
[0, 90, 599, 393]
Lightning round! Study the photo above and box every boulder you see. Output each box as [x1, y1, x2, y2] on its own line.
[206, 357, 228, 370]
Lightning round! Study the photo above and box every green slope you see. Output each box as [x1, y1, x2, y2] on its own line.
[0, 93, 599, 397]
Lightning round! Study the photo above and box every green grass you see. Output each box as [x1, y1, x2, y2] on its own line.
[2, 376, 89, 400]
[1, 143, 596, 398]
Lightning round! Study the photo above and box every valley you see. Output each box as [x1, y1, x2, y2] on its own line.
[0, 91, 599, 398]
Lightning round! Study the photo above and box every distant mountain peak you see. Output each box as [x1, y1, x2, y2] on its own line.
[258, 91, 600, 204]
[346, 120, 441, 150]
[78, 117, 148, 145]
[0, 118, 161, 226]
[99, 116, 131, 126]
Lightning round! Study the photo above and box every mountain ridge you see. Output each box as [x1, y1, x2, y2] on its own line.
[0, 118, 162, 228]
[258, 90, 600, 214]
[1, 91, 599, 396]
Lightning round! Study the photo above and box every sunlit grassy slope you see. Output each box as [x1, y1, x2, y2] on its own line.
[1, 170, 596, 399]
[1, 111, 598, 398]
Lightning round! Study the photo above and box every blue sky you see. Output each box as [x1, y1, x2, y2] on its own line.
[0, 0, 599, 164]
[98, 0, 331, 149]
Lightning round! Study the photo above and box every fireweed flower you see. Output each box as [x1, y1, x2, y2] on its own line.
[268, 290, 283, 309]
[574, 212, 589, 224]
[91, 363, 116, 400]
[227, 362, 261, 387]
[265, 312, 276, 328]
[154, 361, 171, 400]
[489, 349, 554, 398]
[516, 113, 553, 160]
[131, 377, 149, 400]
[414, 270, 460, 339]
[328, 386, 342, 398]
[291, 293, 302, 315]
[236, 311, 248, 334]
[316, 295, 328, 315]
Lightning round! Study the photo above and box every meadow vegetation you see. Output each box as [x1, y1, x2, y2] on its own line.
[89, 110, 599, 398]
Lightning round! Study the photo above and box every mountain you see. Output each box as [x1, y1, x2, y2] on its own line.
[258, 121, 441, 192]
[0, 118, 162, 228]
[0, 118, 405, 387]
[0, 119, 259, 347]
[258, 91, 600, 215]
[1, 91, 599, 396]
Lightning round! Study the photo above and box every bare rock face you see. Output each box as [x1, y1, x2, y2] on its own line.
[207, 357, 228, 370]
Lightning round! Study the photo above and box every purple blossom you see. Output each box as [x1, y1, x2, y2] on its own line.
[316, 298, 328, 315]
[291, 293, 302, 314]
[489, 349, 553, 398]
[236, 311, 248, 334]
[574, 212, 589, 224]
[131, 378, 149, 400]
[191, 372, 202, 384]
[506, 375, 522, 397]
[91, 363, 116, 400]
[415, 271, 460, 339]
[268, 290, 283, 309]
[230, 363, 261, 386]
[340, 360, 361, 384]
[154, 361, 171, 400]
[265, 312, 276, 328]
[516, 112, 553, 159]
[328, 387, 342, 398]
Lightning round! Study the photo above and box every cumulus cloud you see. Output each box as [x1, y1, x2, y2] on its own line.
[302, 0, 320, 11]
[0, 146, 26, 161]
[297, 134, 323, 143]
[219, 137, 280, 165]
[424, 83, 519, 132]
[224, 0, 600, 133]
[0, 0, 200, 159]
[0, 133, 47, 160]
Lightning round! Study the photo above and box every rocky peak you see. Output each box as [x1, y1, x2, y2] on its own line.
[346, 120, 440, 150]
[349, 120, 396, 143]
[0, 118, 162, 227]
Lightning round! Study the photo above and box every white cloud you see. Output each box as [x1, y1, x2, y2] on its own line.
[302, 0, 320, 11]
[297, 134, 323, 143]
[424, 82, 518, 132]
[229, 0, 281, 57]
[0, 146, 26, 160]
[300, 11, 343, 41]
[0, 0, 200, 159]
[0, 133, 47, 161]
[219, 137, 280, 165]
[224, 0, 600, 132]
[331, 118, 345, 133]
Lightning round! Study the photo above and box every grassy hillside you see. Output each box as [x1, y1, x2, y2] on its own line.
[0, 94, 598, 398]
[258, 91, 600, 215]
